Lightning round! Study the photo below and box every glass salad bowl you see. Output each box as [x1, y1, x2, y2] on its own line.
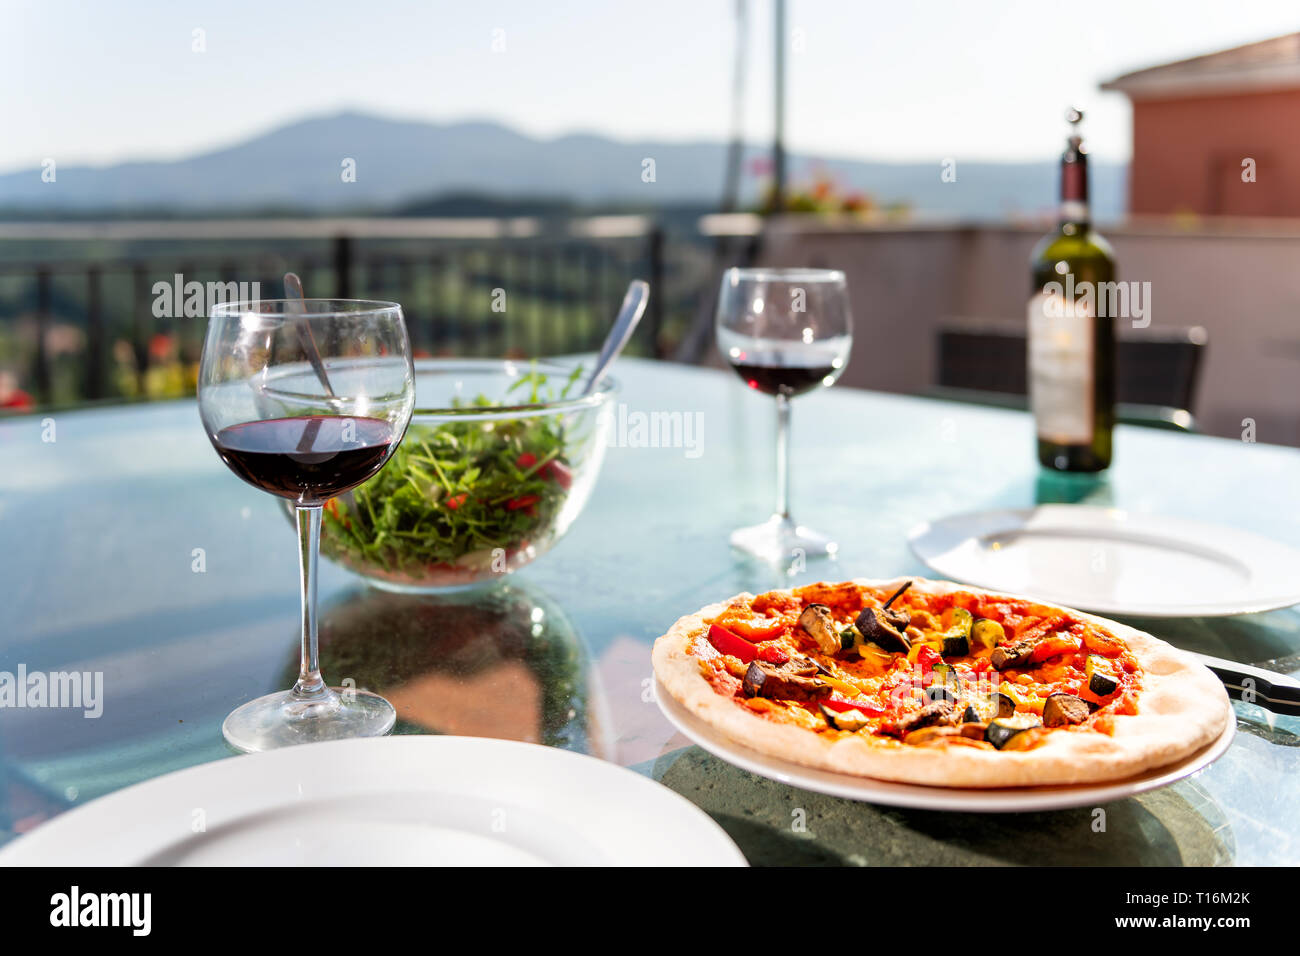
[294, 359, 616, 592]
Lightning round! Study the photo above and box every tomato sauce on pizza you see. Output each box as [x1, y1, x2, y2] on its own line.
[687, 580, 1142, 752]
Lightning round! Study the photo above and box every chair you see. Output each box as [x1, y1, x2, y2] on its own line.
[934, 321, 1207, 431]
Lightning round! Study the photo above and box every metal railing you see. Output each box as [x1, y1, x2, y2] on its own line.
[0, 216, 678, 409]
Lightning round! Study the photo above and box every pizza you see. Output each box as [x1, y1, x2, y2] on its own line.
[652, 577, 1231, 788]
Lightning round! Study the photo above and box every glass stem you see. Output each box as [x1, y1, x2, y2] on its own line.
[775, 393, 792, 522]
[291, 505, 332, 703]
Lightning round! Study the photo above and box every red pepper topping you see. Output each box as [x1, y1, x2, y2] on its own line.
[1028, 633, 1083, 664]
[707, 623, 760, 663]
[916, 645, 941, 676]
[506, 494, 542, 511]
[821, 696, 886, 716]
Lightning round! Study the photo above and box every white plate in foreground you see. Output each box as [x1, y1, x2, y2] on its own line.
[658, 679, 1235, 813]
[0, 736, 745, 866]
[908, 506, 1300, 618]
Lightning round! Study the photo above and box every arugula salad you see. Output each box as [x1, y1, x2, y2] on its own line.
[320, 366, 584, 586]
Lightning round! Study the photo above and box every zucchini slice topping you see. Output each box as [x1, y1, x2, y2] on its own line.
[942, 632, 970, 657]
[961, 690, 1012, 723]
[819, 703, 872, 732]
[839, 625, 862, 653]
[971, 618, 1004, 651]
[927, 683, 959, 705]
[984, 713, 1043, 750]
[927, 663, 960, 704]
[1085, 654, 1121, 696]
[939, 607, 973, 657]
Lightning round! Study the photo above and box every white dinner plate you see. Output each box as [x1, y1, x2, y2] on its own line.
[658, 679, 1235, 812]
[908, 506, 1300, 618]
[0, 736, 745, 866]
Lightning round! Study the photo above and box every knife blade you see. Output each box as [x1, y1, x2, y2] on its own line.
[1189, 651, 1300, 717]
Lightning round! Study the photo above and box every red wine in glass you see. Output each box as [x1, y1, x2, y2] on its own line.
[199, 297, 414, 753]
[714, 269, 853, 563]
[728, 345, 841, 398]
[212, 416, 395, 504]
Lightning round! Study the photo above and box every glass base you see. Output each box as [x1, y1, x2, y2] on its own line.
[222, 687, 396, 753]
[729, 515, 838, 566]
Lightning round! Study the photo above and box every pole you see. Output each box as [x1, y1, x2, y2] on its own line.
[772, 0, 786, 213]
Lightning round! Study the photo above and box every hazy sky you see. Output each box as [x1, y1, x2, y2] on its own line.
[5, 0, 1298, 174]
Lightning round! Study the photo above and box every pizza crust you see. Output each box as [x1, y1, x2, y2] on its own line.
[652, 577, 1232, 788]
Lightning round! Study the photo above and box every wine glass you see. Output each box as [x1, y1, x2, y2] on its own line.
[716, 268, 852, 563]
[199, 299, 415, 752]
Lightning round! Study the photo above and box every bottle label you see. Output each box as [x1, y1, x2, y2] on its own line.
[1028, 290, 1094, 445]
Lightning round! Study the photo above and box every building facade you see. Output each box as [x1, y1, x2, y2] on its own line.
[1103, 33, 1300, 217]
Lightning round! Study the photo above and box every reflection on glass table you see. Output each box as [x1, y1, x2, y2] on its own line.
[307, 579, 613, 757]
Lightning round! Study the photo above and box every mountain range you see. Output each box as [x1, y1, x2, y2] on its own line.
[0, 111, 1126, 220]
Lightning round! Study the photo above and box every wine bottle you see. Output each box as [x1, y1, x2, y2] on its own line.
[1028, 107, 1116, 472]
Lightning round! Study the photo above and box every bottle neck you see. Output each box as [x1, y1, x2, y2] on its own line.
[1059, 149, 1090, 229]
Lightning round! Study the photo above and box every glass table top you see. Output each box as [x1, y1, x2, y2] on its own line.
[2, 358, 1297, 865]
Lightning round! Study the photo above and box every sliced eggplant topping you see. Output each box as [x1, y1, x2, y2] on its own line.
[997, 691, 1017, 717]
[896, 699, 957, 736]
[990, 639, 1037, 671]
[854, 606, 911, 654]
[984, 713, 1043, 750]
[957, 721, 988, 739]
[971, 618, 1004, 650]
[798, 603, 841, 655]
[881, 580, 912, 609]
[820, 702, 872, 732]
[883, 606, 910, 634]
[1042, 692, 1091, 727]
[876, 581, 913, 633]
[782, 654, 821, 678]
[1085, 654, 1120, 696]
[742, 660, 830, 702]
